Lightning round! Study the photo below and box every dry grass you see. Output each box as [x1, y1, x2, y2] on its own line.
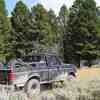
[1, 67, 100, 100]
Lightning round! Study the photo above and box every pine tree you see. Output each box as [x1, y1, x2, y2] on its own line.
[31, 4, 55, 52]
[48, 9, 58, 43]
[59, 4, 69, 29]
[58, 5, 69, 58]
[0, 0, 6, 15]
[0, 0, 10, 61]
[48, 10, 60, 53]
[63, 0, 98, 66]
[10, 1, 33, 57]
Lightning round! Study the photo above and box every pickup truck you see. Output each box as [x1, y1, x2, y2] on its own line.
[0, 53, 77, 97]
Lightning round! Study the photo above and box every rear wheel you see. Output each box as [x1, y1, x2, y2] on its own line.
[24, 79, 40, 98]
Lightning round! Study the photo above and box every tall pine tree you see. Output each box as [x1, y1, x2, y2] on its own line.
[0, 0, 10, 61]
[10, 1, 34, 57]
[48, 10, 59, 54]
[31, 4, 55, 53]
[58, 5, 69, 58]
[64, 0, 98, 66]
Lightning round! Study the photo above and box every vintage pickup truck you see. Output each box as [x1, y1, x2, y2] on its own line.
[0, 53, 77, 96]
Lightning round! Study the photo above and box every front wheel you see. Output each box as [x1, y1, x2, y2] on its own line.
[24, 79, 40, 98]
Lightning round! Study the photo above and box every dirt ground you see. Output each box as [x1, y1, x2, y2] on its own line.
[77, 67, 100, 80]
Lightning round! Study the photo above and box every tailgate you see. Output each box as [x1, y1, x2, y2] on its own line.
[0, 69, 10, 84]
[0, 63, 12, 84]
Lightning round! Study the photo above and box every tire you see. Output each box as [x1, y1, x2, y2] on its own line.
[68, 72, 76, 77]
[24, 78, 40, 98]
[68, 72, 76, 80]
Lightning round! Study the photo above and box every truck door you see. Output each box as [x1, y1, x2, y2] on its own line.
[38, 60, 49, 82]
[52, 57, 65, 81]
[46, 55, 59, 81]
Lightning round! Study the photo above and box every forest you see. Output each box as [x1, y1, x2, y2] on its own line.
[0, 0, 100, 66]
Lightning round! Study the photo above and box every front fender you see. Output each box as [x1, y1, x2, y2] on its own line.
[27, 72, 40, 81]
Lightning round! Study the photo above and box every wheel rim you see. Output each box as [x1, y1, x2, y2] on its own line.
[27, 79, 40, 97]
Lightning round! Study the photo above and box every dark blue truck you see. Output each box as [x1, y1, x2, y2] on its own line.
[0, 53, 77, 97]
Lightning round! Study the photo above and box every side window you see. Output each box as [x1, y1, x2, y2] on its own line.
[47, 56, 61, 66]
[14, 63, 28, 72]
[14, 63, 22, 72]
[39, 56, 47, 68]
[39, 62, 46, 68]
